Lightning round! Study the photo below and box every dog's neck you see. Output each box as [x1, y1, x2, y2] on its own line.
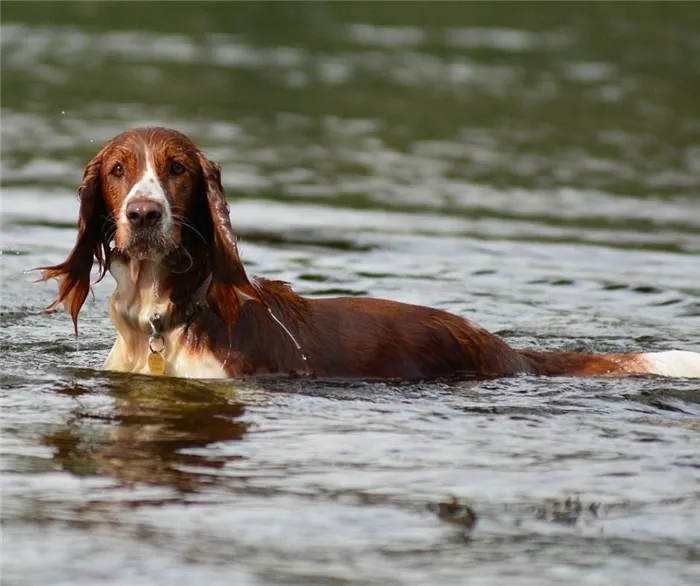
[108, 254, 205, 336]
[105, 254, 316, 377]
[104, 254, 233, 378]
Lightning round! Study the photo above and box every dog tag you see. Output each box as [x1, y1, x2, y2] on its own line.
[148, 351, 166, 376]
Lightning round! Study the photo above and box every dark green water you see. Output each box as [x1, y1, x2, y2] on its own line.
[1, 2, 699, 585]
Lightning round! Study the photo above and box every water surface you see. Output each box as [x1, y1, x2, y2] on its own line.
[1, 3, 699, 585]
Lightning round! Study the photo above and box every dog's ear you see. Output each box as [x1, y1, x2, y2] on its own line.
[36, 153, 111, 335]
[196, 153, 266, 327]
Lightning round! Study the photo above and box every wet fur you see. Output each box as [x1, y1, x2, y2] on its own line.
[36, 127, 699, 380]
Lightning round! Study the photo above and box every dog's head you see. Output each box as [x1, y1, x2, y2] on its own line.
[37, 127, 262, 332]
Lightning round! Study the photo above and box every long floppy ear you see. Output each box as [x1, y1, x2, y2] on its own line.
[197, 154, 266, 327]
[36, 155, 111, 335]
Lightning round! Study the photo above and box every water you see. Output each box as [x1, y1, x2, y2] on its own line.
[1, 3, 699, 585]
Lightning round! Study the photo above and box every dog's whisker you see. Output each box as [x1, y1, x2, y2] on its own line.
[172, 214, 206, 244]
[100, 213, 117, 236]
[165, 238, 195, 274]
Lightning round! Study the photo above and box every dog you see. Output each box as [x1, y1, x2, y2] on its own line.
[37, 127, 700, 379]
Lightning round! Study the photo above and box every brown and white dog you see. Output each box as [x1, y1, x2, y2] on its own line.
[37, 127, 700, 380]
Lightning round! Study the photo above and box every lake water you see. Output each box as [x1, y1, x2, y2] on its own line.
[1, 3, 699, 585]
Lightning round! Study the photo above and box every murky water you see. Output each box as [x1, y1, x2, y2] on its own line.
[2, 3, 699, 585]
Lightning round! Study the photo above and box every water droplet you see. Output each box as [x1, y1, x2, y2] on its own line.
[267, 307, 311, 374]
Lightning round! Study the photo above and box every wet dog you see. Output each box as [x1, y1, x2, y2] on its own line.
[37, 127, 700, 379]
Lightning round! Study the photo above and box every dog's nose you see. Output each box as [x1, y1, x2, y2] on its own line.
[126, 200, 163, 228]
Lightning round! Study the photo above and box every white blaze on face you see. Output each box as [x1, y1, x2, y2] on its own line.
[120, 147, 173, 234]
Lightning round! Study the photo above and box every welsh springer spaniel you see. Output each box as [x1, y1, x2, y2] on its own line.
[37, 127, 700, 379]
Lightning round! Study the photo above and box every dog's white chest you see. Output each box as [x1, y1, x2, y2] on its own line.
[103, 328, 228, 379]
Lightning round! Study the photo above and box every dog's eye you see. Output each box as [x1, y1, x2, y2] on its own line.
[110, 163, 124, 178]
[170, 162, 186, 176]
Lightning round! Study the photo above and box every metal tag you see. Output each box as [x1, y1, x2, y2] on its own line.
[147, 351, 166, 376]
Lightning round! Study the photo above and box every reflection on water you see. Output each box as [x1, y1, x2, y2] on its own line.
[41, 376, 248, 492]
[1, 2, 700, 585]
[4, 371, 700, 586]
